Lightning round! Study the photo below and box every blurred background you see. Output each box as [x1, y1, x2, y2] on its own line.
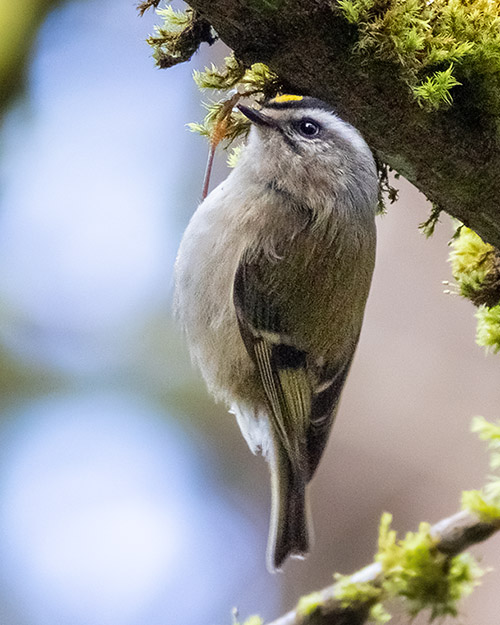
[1, 1, 500, 624]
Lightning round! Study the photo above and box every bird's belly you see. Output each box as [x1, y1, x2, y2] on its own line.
[174, 202, 265, 406]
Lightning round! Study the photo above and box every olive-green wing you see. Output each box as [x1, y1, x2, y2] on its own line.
[233, 255, 356, 479]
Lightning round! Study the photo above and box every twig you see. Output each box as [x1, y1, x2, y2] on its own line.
[267, 510, 500, 625]
[201, 93, 241, 200]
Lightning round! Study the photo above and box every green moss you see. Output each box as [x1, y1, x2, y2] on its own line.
[369, 603, 392, 624]
[462, 489, 500, 522]
[188, 56, 401, 215]
[192, 55, 280, 97]
[334, 575, 389, 623]
[449, 226, 500, 307]
[329, 511, 482, 623]
[462, 416, 500, 521]
[187, 56, 282, 149]
[412, 64, 462, 109]
[296, 591, 323, 617]
[193, 54, 246, 91]
[337, 0, 375, 25]
[375, 159, 399, 214]
[449, 227, 493, 282]
[476, 304, 500, 352]
[376, 513, 481, 619]
[186, 101, 251, 145]
[334, 576, 382, 606]
[447, 225, 500, 352]
[334, 0, 500, 112]
[419, 203, 442, 237]
[146, 5, 214, 69]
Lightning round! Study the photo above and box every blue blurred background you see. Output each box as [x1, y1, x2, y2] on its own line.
[1, 1, 500, 624]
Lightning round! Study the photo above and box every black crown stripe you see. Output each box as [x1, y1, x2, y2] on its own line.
[264, 96, 335, 114]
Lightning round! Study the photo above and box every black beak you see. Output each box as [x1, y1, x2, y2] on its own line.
[237, 104, 276, 127]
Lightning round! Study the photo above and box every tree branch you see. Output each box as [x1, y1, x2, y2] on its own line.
[184, 0, 500, 248]
[266, 510, 500, 625]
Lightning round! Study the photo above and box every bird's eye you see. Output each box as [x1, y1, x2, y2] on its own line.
[297, 119, 320, 137]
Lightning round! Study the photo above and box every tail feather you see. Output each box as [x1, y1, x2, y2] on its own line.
[267, 445, 311, 572]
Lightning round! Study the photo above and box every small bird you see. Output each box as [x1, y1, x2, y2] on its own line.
[175, 94, 378, 571]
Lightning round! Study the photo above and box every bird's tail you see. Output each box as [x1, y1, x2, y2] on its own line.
[267, 445, 311, 572]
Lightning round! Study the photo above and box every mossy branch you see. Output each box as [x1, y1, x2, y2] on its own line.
[179, 0, 500, 250]
[262, 510, 498, 625]
[139, 5, 500, 622]
[182, 54, 399, 209]
[241, 418, 500, 625]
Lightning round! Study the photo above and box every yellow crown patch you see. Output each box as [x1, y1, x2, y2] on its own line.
[271, 94, 304, 103]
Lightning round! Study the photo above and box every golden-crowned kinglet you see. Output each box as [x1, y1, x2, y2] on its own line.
[175, 95, 378, 572]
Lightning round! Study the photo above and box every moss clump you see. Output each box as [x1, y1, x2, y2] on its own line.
[182, 57, 282, 178]
[412, 64, 462, 109]
[449, 226, 500, 307]
[332, 511, 482, 623]
[186, 98, 251, 147]
[462, 489, 500, 522]
[376, 513, 481, 620]
[146, 5, 215, 69]
[335, 0, 500, 112]
[448, 225, 500, 352]
[476, 304, 500, 352]
[334, 575, 389, 623]
[463, 416, 500, 521]
[296, 591, 324, 617]
[186, 56, 282, 156]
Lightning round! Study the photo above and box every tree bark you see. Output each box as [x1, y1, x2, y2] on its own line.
[186, 0, 500, 248]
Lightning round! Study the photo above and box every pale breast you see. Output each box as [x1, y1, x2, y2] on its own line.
[174, 184, 263, 403]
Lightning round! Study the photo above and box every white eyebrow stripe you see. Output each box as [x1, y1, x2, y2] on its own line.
[290, 109, 372, 158]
